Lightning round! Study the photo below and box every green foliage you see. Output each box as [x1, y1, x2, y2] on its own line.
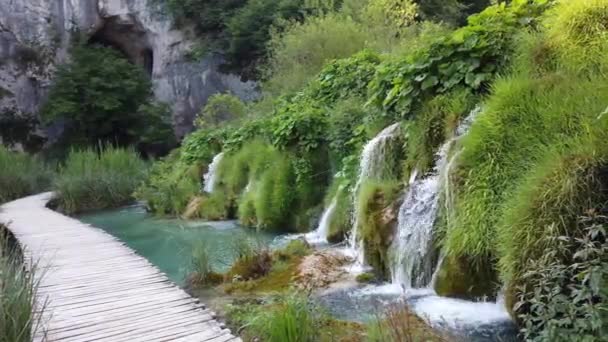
[195, 93, 247, 128]
[280, 239, 312, 258]
[447, 72, 608, 267]
[135, 151, 201, 216]
[180, 129, 224, 164]
[270, 99, 328, 152]
[54, 147, 147, 213]
[250, 294, 325, 342]
[255, 154, 296, 230]
[368, 0, 552, 119]
[0, 228, 44, 342]
[543, 0, 608, 73]
[516, 216, 608, 341]
[308, 50, 382, 103]
[264, 13, 369, 95]
[42, 45, 171, 150]
[404, 87, 476, 174]
[0, 146, 51, 204]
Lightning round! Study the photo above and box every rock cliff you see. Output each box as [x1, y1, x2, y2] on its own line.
[0, 0, 257, 139]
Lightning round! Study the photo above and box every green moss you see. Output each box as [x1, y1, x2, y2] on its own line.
[434, 255, 498, 300]
[356, 272, 376, 284]
[404, 87, 476, 175]
[356, 180, 402, 278]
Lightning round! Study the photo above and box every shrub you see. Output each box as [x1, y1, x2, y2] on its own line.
[368, 0, 551, 119]
[0, 226, 45, 342]
[194, 93, 247, 129]
[516, 215, 608, 341]
[41, 45, 172, 150]
[54, 147, 147, 213]
[264, 13, 369, 95]
[135, 153, 201, 217]
[0, 146, 51, 204]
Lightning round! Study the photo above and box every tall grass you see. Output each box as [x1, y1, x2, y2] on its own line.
[0, 226, 45, 342]
[251, 293, 323, 342]
[54, 147, 147, 213]
[367, 300, 448, 342]
[0, 146, 51, 204]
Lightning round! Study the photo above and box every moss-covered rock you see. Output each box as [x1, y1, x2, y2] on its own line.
[434, 255, 498, 300]
[357, 181, 402, 279]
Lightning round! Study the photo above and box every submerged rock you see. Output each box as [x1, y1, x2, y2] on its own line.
[0, 0, 257, 140]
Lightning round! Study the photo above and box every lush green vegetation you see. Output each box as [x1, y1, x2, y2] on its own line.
[54, 147, 147, 214]
[0, 146, 51, 204]
[41, 45, 173, 154]
[516, 215, 608, 341]
[0, 226, 43, 342]
[5, 0, 603, 340]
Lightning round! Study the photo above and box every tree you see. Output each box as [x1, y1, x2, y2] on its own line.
[41, 45, 173, 151]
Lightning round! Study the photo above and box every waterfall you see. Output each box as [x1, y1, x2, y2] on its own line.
[203, 152, 224, 193]
[348, 123, 401, 266]
[389, 107, 481, 288]
[305, 197, 338, 244]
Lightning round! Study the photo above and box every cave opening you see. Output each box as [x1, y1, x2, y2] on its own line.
[88, 17, 154, 77]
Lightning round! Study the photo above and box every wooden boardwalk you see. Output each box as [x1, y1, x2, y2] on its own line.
[0, 193, 240, 342]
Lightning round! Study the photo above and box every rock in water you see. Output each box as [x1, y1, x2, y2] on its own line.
[0, 0, 258, 139]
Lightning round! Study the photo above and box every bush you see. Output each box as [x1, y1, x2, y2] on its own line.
[516, 215, 608, 341]
[54, 147, 147, 213]
[367, 0, 551, 119]
[194, 93, 247, 129]
[264, 13, 369, 95]
[135, 153, 201, 217]
[0, 146, 51, 204]
[42, 45, 172, 150]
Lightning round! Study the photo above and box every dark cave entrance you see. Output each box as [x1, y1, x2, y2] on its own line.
[88, 16, 154, 77]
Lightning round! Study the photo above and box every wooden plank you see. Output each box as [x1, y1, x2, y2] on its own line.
[0, 193, 239, 342]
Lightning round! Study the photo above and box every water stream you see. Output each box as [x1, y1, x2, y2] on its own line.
[304, 196, 337, 244]
[389, 107, 481, 287]
[203, 152, 224, 193]
[348, 123, 401, 266]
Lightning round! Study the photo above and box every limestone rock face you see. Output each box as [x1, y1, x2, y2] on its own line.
[0, 0, 257, 139]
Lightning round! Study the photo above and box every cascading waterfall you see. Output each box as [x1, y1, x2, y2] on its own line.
[305, 197, 338, 244]
[203, 152, 224, 193]
[349, 123, 401, 266]
[389, 107, 481, 288]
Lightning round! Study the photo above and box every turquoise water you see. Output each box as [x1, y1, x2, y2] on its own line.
[78, 206, 280, 285]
